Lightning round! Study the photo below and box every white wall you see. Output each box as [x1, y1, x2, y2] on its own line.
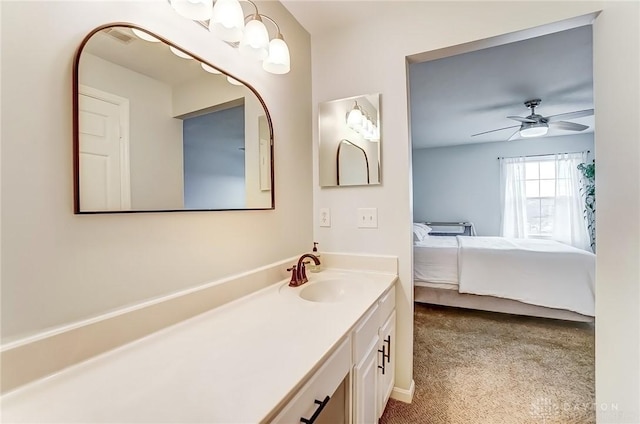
[412, 134, 595, 236]
[81, 53, 184, 210]
[0, 0, 312, 341]
[311, 1, 639, 418]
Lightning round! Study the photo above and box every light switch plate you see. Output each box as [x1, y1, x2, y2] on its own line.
[319, 208, 331, 227]
[357, 208, 378, 228]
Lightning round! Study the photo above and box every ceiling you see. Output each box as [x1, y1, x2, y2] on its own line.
[409, 25, 594, 149]
[281, 3, 594, 151]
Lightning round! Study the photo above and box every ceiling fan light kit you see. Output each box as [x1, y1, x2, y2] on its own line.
[519, 121, 549, 138]
[471, 98, 594, 141]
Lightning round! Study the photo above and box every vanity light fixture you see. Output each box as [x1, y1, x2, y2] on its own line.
[347, 101, 379, 141]
[170, 0, 214, 21]
[169, 0, 291, 74]
[346, 102, 364, 130]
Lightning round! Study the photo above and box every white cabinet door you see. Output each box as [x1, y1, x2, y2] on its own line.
[354, 341, 379, 424]
[378, 310, 396, 418]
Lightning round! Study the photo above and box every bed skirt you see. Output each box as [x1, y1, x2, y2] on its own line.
[414, 284, 594, 323]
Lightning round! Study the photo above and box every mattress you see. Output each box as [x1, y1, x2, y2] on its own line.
[413, 236, 458, 287]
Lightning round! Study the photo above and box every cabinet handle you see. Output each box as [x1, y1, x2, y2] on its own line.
[300, 395, 330, 424]
[378, 345, 386, 375]
[384, 335, 391, 364]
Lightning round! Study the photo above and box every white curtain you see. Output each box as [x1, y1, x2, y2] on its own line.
[500, 157, 528, 238]
[553, 152, 592, 251]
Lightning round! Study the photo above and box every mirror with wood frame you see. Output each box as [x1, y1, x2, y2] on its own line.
[73, 24, 274, 213]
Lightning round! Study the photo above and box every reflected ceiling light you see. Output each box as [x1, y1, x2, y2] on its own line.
[201, 62, 222, 74]
[170, 0, 213, 21]
[346, 102, 363, 129]
[131, 28, 161, 43]
[226, 76, 243, 85]
[169, 46, 194, 59]
[520, 122, 549, 138]
[169, 0, 291, 74]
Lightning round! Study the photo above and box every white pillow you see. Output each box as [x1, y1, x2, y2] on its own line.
[413, 223, 432, 242]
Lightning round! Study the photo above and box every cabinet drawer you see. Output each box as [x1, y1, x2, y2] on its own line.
[378, 285, 395, 326]
[273, 337, 351, 424]
[353, 303, 379, 364]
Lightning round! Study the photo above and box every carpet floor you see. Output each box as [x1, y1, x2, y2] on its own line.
[380, 303, 595, 424]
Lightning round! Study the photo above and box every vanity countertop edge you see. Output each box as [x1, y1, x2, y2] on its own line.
[1, 269, 397, 423]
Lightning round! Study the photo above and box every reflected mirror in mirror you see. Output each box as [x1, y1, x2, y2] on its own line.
[74, 24, 274, 213]
[318, 94, 380, 187]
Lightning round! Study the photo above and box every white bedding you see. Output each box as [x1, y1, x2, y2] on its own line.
[414, 236, 595, 316]
[414, 237, 458, 286]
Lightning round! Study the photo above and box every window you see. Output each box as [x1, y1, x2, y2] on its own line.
[524, 158, 560, 237]
[500, 152, 592, 251]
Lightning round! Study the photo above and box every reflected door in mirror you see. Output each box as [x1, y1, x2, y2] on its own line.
[74, 24, 274, 213]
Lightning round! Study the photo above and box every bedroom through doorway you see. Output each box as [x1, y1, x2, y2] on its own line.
[403, 17, 597, 423]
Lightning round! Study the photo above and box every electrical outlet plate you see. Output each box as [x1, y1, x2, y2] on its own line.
[357, 208, 378, 228]
[319, 208, 331, 227]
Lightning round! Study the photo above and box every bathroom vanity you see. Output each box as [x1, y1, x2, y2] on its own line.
[1, 266, 397, 423]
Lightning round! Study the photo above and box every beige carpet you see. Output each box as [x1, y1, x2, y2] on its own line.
[380, 303, 595, 424]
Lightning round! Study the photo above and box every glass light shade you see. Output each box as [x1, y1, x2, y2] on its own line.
[520, 122, 549, 138]
[226, 76, 243, 86]
[170, 0, 213, 21]
[239, 18, 269, 60]
[262, 37, 291, 74]
[347, 104, 363, 129]
[201, 62, 222, 74]
[209, 0, 244, 42]
[169, 46, 193, 59]
[131, 28, 160, 43]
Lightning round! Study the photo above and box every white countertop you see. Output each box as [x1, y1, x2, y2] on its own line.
[1, 270, 396, 423]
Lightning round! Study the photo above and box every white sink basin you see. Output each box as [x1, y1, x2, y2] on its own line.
[298, 278, 364, 303]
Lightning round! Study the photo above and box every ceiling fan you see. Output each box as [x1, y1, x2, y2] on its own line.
[471, 99, 594, 140]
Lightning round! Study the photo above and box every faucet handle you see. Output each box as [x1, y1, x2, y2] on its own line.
[287, 265, 299, 287]
[299, 262, 309, 284]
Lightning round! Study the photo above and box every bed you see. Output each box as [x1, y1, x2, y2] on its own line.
[413, 234, 595, 322]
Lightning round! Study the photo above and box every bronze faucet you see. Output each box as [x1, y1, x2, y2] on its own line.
[287, 253, 321, 287]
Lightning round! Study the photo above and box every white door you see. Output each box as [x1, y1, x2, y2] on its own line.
[78, 86, 130, 211]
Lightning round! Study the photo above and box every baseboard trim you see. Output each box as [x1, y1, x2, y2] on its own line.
[390, 379, 415, 403]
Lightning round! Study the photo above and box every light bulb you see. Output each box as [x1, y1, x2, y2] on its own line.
[131, 28, 160, 43]
[209, 0, 244, 43]
[346, 103, 363, 129]
[519, 122, 549, 138]
[226, 76, 243, 86]
[170, 0, 213, 21]
[262, 36, 290, 74]
[201, 63, 222, 74]
[239, 17, 269, 61]
[169, 46, 193, 59]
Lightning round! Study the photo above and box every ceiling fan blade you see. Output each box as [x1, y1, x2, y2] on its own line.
[471, 124, 520, 137]
[550, 121, 589, 131]
[507, 129, 521, 141]
[507, 115, 536, 123]
[546, 108, 594, 122]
